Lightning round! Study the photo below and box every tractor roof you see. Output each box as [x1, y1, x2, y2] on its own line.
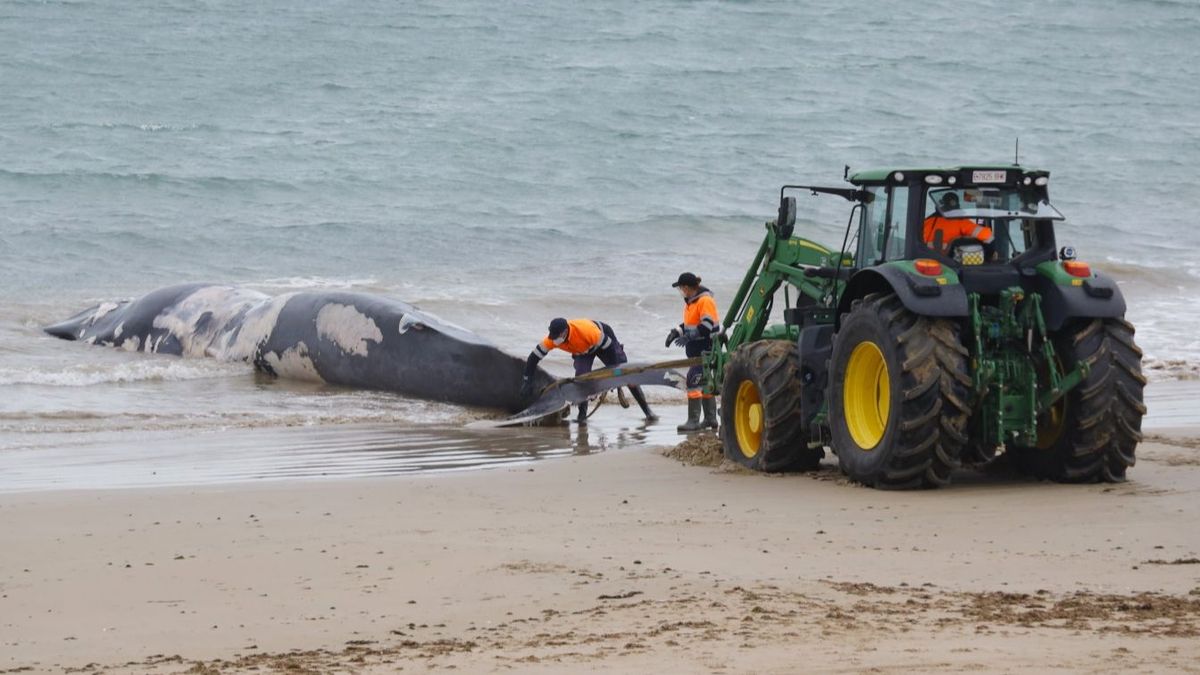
[848, 165, 1048, 185]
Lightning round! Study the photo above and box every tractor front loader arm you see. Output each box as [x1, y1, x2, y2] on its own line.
[703, 223, 840, 395]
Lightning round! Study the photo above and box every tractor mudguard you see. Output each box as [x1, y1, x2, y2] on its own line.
[1034, 273, 1126, 331]
[797, 323, 833, 426]
[837, 266, 968, 319]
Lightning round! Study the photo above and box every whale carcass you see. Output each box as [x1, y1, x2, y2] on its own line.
[44, 283, 553, 412]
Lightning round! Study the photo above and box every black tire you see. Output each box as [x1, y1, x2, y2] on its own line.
[828, 293, 972, 489]
[961, 437, 1000, 467]
[720, 340, 823, 472]
[1009, 318, 1146, 482]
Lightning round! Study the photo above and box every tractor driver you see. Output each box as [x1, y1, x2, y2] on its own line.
[520, 318, 656, 424]
[923, 192, 994, 253]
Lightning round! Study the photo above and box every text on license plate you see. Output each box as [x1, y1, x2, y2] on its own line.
[972, 170, 1007, 183]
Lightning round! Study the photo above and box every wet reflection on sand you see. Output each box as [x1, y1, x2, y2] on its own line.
[0, 405, 692, 493]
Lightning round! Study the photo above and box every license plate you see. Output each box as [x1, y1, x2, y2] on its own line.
[972, 170, 1007, 183]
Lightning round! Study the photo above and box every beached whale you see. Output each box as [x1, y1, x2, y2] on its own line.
[44, 283, 553, 412]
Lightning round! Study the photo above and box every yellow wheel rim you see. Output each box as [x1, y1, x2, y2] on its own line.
[735, 380, 763, 458]
[843, 342, 890, 450]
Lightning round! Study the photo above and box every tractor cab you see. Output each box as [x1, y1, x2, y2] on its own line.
[846, 165, 1070, 298]
[849, 167, 1064, 262]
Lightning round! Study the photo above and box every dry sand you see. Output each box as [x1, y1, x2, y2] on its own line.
[3, 427, 1200, 673]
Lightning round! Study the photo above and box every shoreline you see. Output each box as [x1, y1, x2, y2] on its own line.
[3, 424, 1199, 673]
[3, 378, 1195, 496]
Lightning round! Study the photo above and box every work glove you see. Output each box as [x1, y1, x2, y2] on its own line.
[519, 377, 534, 400]
[664, 328, 681, 348]
[672, 327, 698, 347]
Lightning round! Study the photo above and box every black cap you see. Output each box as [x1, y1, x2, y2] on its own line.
[548, 318, 569, 339]
[940, 192, 959, 208]
[672, 272, 701, 288]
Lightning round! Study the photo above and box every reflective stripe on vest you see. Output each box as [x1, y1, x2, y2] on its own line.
[683, 291, 720, 329]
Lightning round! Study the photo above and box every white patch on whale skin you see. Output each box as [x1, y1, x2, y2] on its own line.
[317, 303, 382, 357]
[122, 335, 142, 352]
[261, 341, 323, 382]
[218, 293, 296, 362]
[150, 286, 272, 360]
[90, 302, 120, 326]
[113, 322, 125, 339]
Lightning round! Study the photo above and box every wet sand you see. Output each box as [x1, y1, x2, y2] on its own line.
[3, 393, 1200, 673]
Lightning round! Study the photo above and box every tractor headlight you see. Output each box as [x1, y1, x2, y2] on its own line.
[1022, 176, 1032, 186]
[1035, 176, 1049, 186]
[947, 176, 958, 185]
[924, 175, 944, 185]
[892, 171, 905, 182]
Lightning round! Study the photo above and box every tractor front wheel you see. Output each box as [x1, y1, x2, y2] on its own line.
[828, 293, 972, 489]
[1009, 318, 1146, 482]
[720, 340, 823, 472]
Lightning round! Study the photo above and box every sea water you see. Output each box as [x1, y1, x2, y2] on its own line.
[2, 0, 1198, 485]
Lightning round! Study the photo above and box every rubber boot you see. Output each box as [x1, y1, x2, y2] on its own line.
[677, 398, 704, 433]
[702, 397, 719, 430]
[576, 401, 588, 425]
[630, 386, 657, 421]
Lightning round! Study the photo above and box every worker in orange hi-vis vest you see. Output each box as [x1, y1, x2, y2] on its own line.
[665, 272, 720, 432]
[923, 192, 994, 253]
[520, 317, 656, 424]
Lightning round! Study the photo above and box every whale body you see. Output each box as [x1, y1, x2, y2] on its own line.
[44, 283, 552, 412]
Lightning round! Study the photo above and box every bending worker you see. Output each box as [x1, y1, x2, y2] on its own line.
[923, 192, 993, 252]
[520, 318, 656, 424]
[665, 272, 720, 432]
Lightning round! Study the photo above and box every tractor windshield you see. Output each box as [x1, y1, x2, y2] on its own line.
[927, 186, 1063, 221]
[924, 186, 1062, 263]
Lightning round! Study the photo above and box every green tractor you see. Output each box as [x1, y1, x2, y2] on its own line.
[709, 165, 1146, 489]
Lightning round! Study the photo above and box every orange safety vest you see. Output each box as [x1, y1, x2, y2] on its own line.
[536, 319, 607, 357]
[923, 215, 994, 250]
[681, 290, 720, 333]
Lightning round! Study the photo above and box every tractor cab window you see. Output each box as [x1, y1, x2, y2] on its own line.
[856, 186, 908, 266]
[988, 218, 1036, 261]
[923, 186, 1063, 263]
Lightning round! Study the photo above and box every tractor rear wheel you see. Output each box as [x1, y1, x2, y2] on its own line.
[828, 293, 972, 489]
[1009, 318, 1146, 482]
[720, 340, 823, 472]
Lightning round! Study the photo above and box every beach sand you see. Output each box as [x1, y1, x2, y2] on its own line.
[3, 402, 1200, 673]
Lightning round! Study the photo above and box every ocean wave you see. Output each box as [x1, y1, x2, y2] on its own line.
[1144, 358, 1200, 382]
[47, 121, 222, 133]
[0, 359, 249, 387]
[249, 276, 382, 290]
[1096, 258, 1200, 288]
[0, 403, 477, 435]
[0, 168, 299, 192]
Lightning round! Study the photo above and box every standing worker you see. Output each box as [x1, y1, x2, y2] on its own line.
[665, 272, 720, 432]
[520, 318, 656, 424]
